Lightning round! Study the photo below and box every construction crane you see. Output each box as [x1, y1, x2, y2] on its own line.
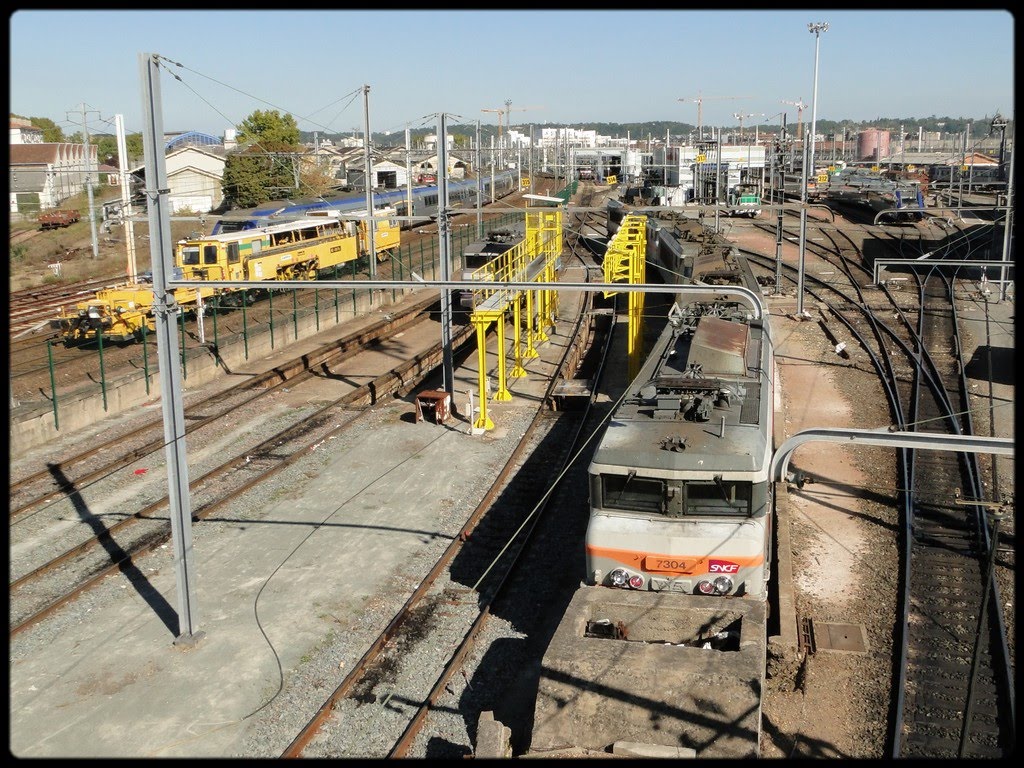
[484, 102, 542, 166]
[781, 99, 808, 140]
[678, 92, 750, 138]
[505, 101, 542, 130]
[481, 107, 506, 138]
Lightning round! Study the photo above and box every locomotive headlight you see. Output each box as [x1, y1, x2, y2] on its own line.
[627, 574, 645, 590]
[609, 569, 629, 588]
[713, 576, 734, 595]
[696, 580, 716, 595]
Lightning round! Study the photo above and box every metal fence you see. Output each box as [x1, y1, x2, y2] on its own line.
[34, 211, 526, 430]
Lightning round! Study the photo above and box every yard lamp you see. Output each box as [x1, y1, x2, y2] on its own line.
[798, 20, 828, 318]
[807, 22, 828, 181]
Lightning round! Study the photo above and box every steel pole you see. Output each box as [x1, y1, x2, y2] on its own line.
[139, 52, 202, 645]
[797, 134, 810, 317]
[362, 85, 376, 280]
[998, 123, 1014, 300]
[475, 120, 482, 237]
[437, 113, 455, 397]
[405, 125, 413, 228]
[807, 22, 828, 182]
[115, 114, 138, 281]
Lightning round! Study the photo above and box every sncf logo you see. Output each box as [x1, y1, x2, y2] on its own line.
[708, 560, 740, 574]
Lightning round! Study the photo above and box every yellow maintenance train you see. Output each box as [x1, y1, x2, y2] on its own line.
[53, 209, 400, 345]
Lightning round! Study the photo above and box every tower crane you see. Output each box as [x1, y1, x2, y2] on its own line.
[677, 92, 750, 138]
[485, 102, 542, 166]
[781, 99, 808, 140]
[503, 100, 543, 131]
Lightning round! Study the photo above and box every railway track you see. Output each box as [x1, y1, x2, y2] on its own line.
[743, 219, 1014, 757]
[8, 293, 441, 519]
[9, 298, 476, 637]
[9, 191, 1010, 758]
[282, 202, 612, 758]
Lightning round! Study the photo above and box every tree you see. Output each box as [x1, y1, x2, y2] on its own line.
[237, 109, 301, 147]
[222, 110, 303, 207]
[95, 135, 119, 167]
[28, 116, 64, 142]
[222, 149, 289, 208]
[125, 134, 144, 163]
[298, 156, 340, 199]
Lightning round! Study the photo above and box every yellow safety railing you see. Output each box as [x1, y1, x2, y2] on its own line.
[602, 214, 646, 380]
[468, 210, 563, 431]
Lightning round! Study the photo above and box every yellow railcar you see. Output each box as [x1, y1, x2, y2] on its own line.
[54, 210, 401, 346]
[174, 211, 399, 283]
[53, 282, 217, 344]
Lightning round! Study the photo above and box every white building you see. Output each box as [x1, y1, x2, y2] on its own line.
[10, 117, 44, 145]
[538, 127, 599, 148]
[9, 142, 99, 213]
[654, 143, 767, 204]
[130, 145, 227, 214]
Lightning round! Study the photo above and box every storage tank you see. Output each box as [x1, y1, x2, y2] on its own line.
[858, 129, 890, 161]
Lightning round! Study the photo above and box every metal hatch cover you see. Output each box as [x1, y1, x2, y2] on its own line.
[813, 621, 868, 654]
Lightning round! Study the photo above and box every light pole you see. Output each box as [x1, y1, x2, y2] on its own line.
[807, 21, 829, 183]
[798, 20, 828, 319]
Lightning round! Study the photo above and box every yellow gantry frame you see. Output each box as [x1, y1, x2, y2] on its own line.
[468, 210, 563, 431]
[602, 214, 646, 381]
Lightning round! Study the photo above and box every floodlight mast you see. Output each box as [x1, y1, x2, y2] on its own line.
[798, 20, 828, 319]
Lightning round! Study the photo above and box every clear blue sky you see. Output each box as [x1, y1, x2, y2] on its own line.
[9, 10, 1015, 138]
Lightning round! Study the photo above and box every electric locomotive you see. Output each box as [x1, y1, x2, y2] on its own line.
[585, 208, 775, 599]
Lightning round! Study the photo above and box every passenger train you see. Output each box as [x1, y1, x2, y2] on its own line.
[213, 169, 520, 234]
[585, 201, 775, 599]
[926, 163, 1005, 193]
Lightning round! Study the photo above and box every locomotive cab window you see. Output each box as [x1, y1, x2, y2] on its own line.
[598, 473, 752, 517]
[601, 473, 665, 514]
[226, 242, 241, 264]
[203, 245, 219, 265]
[180, 246, 200, 266]
[684, 479, 752, 516]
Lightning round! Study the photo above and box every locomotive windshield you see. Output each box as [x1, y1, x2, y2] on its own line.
[599, 473, 752, 517]
[602, 473, 664, 514]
